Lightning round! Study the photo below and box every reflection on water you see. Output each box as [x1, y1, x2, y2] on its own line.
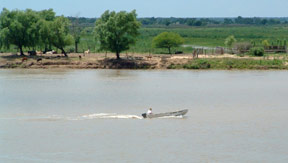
[1, 69, 288, 162]
[98, 69, 138, 78]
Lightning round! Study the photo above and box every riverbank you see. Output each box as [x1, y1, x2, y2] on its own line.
[1, 53, 288, 70]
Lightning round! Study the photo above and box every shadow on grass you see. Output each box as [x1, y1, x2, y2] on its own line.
[0, 54, 23, 61]
[99, 58, 154, 69]
[1, 54, 70, 61]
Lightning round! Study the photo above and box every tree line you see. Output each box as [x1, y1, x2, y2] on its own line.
[140, 16, 288, 26]
[0, 8, 143, 59]
[67, 16, 288, 28]
[0, 8, 73, 56]
[0, 8, 187, 59]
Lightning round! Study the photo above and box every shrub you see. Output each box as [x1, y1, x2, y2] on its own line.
[224, 35, 237, 49]
[183, 59, 211, 69]
[250, 47, 264, 56]
[167, 64, 177, 69]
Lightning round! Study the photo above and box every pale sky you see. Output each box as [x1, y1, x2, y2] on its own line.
[0, 0, 288, 18]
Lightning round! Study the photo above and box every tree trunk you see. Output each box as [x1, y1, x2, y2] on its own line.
[168, 47, 171, 54]
[75, 42, 78, 53]
[19, 46, 24, 56]
[116, 51, 120, 60]
[61, 48, 68, 57]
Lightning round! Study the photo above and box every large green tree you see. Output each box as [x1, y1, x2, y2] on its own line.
[38, 9, 56, 52]
[152, 32, 184, 54]
[39, 19, 53, 52]
[95, 10, 141, 59]
[0, 8, 40, 55]
[49, 16, 73, 56]
[39, 9, 55, 21]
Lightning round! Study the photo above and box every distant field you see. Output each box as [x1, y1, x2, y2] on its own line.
[77, 26, 288, 54]
[132, 26, 288, 53]
[2, 25, 288, 54]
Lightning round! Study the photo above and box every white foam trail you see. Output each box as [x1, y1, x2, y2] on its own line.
[1, 114, 143, 121]
[81, 113, 143, 119]
[2, 113, 186, 121]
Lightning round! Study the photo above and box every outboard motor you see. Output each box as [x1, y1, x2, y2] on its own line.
[142, 113, 147, 118]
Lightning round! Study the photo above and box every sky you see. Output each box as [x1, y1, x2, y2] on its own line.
[0, 0, 288, 18]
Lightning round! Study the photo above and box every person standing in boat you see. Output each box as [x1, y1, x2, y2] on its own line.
[147, 108, 153, 115]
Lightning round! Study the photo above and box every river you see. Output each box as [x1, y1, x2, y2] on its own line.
[0, 69, 288, 162]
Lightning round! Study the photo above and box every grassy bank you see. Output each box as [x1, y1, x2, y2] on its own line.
[168, 58, 288, 70]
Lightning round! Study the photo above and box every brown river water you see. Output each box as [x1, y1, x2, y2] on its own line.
[0, 69, 288, 162]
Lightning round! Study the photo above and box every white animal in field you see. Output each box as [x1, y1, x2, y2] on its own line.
[46, 50, 55, 55]
[84, 49, 90, 56]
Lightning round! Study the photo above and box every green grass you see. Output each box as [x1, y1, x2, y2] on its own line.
[168, 58, 288, 70]
[132, 26, 288, 50]
[120, 26, 288, 54]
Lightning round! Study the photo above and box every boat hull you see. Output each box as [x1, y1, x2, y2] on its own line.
[142, 109, 188, 118]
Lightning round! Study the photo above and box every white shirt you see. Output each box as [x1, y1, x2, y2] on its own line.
[147, 110, 152, 115]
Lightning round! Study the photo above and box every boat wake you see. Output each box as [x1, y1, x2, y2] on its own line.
[0, 113, 143, 121]
[81, 113, 143, 119]
[1, 113, 186, 121]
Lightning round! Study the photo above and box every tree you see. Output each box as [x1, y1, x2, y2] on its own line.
[224, 18, 233, 24]
[39, 19, 53, 52]
[39, 9, 55, 21]
[71, 15, 81, 53]
[262, 40, 270, 48]
[0, 8, 40, 55]
[152, 32, 184, 54]
[164, 20, 171, 26]
[186, 19, 196, 26]
[224, 35, 237, 49]
[95, 10, 141, 59]
[49, 16, 73, 56]
[194, 20, 203, 26]
[38, 9, 56, 52]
